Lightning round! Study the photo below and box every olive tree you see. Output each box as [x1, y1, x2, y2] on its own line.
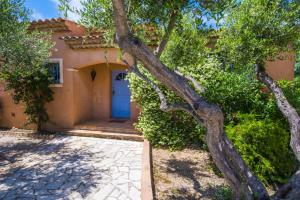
[0, 0, 54, 131]
[217, 0, 300, 163]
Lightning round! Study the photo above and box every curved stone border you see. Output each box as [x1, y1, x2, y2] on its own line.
[141, 140, 155, 200]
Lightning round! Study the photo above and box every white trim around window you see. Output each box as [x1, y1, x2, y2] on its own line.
[48, 58, 63, 87]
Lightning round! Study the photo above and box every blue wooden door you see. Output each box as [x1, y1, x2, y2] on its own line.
[111, 70, 131, 119]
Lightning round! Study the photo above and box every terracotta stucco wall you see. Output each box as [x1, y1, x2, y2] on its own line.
[0, 85, 33, 129]
[265, 52, 295, 80]
[73, 67, 93, 124]
[73, 63, 139, 124]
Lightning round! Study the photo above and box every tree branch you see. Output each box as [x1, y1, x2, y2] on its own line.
[175, 70, 205, 93]
[122, 59, 193, 113]
[112, 0, 202, 108]
[256, 64, 300, 161]
[154, 11, 178, 58]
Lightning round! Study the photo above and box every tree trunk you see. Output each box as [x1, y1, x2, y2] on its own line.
[111, 0, 270, 198]
[272, 170, 300, 199]
[201, 107, 269, 199]
[256, 65, 300, 161]
[37, 117, 42, 132]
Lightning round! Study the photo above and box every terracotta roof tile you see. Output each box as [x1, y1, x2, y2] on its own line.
[60, 35, 115, 49]
[29, 18, 71, 32]
[31, 18, 160, 49]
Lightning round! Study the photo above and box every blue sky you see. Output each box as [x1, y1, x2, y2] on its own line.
[24, 0, 81, 21]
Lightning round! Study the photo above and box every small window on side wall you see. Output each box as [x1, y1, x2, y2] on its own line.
[45, 58, 63, 86]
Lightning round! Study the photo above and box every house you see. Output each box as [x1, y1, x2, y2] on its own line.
[0, 18, 296, 130]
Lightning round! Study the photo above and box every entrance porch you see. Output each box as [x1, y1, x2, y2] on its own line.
[74, 119, 139, 134]
[72, 63, 139, 129]
[65, 119, 143, 141]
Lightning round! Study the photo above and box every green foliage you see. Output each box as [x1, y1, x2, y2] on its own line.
[278, 77, 300, 115]
[212, 185, 233, 200]
[0, 0, 54, 130]
[217, 0, 300, 68]
[226, 113, 297, 185]
[1, 66, 54, 129]
[128, 70, 205, 150]
[161, 15, 210, 68]
[181, 58, 271, 122]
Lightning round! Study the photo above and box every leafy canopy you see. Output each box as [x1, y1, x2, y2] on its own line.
[0, 0, 54, 130]
[217, 0, 300, 69]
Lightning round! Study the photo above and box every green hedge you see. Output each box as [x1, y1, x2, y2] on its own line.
[226, 113, 297, 185]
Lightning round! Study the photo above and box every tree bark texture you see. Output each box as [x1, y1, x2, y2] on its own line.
[256, 65, 300, 162]
[111, 0, 270, 199]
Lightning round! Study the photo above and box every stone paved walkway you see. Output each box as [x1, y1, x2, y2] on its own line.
[0, 135, 143, 200]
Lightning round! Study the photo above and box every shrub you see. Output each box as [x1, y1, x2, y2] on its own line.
[278, 77, 300, 115]
[128, 59, 283, 150]
[183, 58, 269, 122]
[128, 70, 205, 150]
[1, 65, 54, 131]
[226, 113, 298, 185]
[213, 185, 233, 200]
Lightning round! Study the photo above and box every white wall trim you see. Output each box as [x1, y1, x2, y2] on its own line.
[48, 58, 63, 87]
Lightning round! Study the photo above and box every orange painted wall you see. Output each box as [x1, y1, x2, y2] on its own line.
[265, 52, 295, 81]
[73, 67, 93, 124]
[73, 63, 139, 125]
[0, 84, 32, 129]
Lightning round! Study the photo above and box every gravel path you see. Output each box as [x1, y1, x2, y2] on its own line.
[0, 134, 143, 200]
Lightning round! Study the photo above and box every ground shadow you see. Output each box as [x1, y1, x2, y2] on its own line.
[164, 158, 231, 200]
[163, 187, 201, 200]
[166, 158, 210, 192]
[0, 136, 108, 199]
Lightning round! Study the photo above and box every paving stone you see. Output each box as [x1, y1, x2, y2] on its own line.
[117, 183, 129, 194]
[0, 135, 142, 199]
[129, 170, 141, 181]
[129, 186, 140, 200]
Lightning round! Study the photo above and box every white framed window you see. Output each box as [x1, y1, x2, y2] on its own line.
[46, 58, 63, 87]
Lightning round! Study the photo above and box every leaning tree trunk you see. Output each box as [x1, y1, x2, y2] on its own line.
[202, 109, 269, 199]
[111, 0, 270, 199]
[256, 64, 300, 161]
[257, 64, 300, 199]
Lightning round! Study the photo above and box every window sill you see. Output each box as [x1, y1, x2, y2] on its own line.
[50, 84, 63, 88]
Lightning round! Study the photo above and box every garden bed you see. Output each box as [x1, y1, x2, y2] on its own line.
[152, 148, 231, 200]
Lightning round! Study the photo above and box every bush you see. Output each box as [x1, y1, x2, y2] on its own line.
[226, 113, 298, 185]
[183, 58, 270, 122]
[1, 65, 54, 130]
[213, 186, 233, 200]
[128, 70, 205, 150]
[278, 77, 300, 115]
